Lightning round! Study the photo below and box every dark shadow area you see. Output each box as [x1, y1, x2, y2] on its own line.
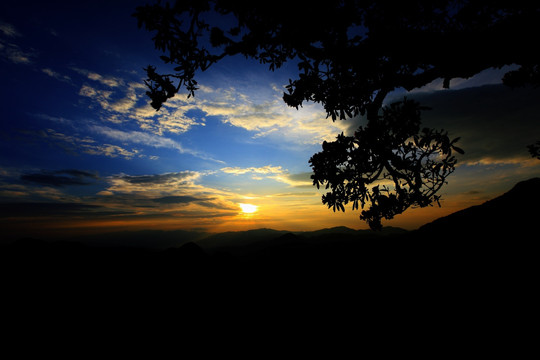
[2, 179, 536, 352]
[2, 179, 537, 292]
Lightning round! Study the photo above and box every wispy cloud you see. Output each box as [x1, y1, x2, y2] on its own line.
[71, 67, 124, 88]
[0, 21, 36, 65]
[268, 172, 313, 188]
[220, 165, 313, 187]
[100, 171, 240, 215]
[42, 68, 71, 83]
[42, 128, 140, 160]
[0, 21, 21, 37]
[91, 125, 223, 163]
[106, 171, 202, 193]
[0, 42, 35, 64]
[20, 169, 99, 187]
[221, 165, 285, 175]
[197, 86, 349, 145]
[75, 70, 205, 135]
[409, 85, 540, 166]
[74, 69, 347, 146]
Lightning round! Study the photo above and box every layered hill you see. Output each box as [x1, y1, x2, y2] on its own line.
[2, 178, 538, 277]
[416, 177, 540, 238]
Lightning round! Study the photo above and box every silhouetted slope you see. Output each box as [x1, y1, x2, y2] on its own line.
[417, 177, 540, 238]
[3, 179, 538, 289]
[197, 228, 289, 251]
[196, 225, 407, 256]
[69, 229, 208, 249]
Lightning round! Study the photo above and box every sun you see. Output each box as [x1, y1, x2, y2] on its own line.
[239, 203, 258, 214]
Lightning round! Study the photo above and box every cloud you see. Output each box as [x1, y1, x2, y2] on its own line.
[220, 166, 313, 187]
[0, 42, 35, 64]
[268, 172, 313, 188]
[74, 70, 346, 152]
[79, 84, 113, 110]
[106, 171, 202, 194]
[197, 86, 349, 145]
[74, 73, 217, 160]
[92, 125, 184, 151]
[0, 22, 21, 37]
[100, 171, 240, 216]
[20, 169, 99, 187]
[406, 66, 519, 95]
[408, 84, 540, 166]
[42, 128, 140, 159]
[0, 201, 135, 219]
[140, 95, 204, 135]
[0, 202, 99, 217]
[0, 22, 36, 65]
[33, 113, 73, 125]
[72, 67, 123, 87]
[152, 195, 203, 204]
[221, 165, 285, 175]
[75, 72, 205, 135]
[85, 144, 140, 159]
[342, 84, 540, 168]
[91, 125, 222, 162]
[42, 68, 71, 83]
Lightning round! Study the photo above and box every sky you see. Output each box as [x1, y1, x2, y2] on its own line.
[1, 1, 539, 241]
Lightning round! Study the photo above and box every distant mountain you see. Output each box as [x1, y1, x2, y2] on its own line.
[196, 228, 290, 252]
[195, 225, 407, 257]
[3, 179, 538, 293]
[417, 177, 540, 238]
[67, 229, 208, 249]
[4, 178, 538, 272]
[300, 225, 407, 239]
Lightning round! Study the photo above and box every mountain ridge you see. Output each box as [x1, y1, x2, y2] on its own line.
[3, 177, 538, 256]
[416, 177, 540, 237]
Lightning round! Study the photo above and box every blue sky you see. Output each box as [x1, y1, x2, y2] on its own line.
[1, 1, 540, 241]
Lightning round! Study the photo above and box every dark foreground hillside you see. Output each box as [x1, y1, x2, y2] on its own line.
[2, 180, 537, 353]
[1, 178, 537, 307]
[2, 178, 538, 282]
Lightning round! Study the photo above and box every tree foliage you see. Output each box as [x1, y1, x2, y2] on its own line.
[310, 99, 463, 230]
[528, 141, 540, 160]
[134, 0, 540, 229]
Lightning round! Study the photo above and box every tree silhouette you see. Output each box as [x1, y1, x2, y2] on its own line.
[310, 99, 463, 230]
[134, 0, 540, 229]
[529, 141, 540, 160]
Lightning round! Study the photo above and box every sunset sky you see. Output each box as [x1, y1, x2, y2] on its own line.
[1, 1, 539, 241]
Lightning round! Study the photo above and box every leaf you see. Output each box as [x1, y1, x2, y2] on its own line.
[452, 145, 465, 154]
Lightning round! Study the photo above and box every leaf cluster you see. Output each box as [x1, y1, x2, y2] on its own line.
[309, 99, 462, 230]
[134, 1, 540, 116]
[528, 141, 540, 160]
[135, 0, 538, 228]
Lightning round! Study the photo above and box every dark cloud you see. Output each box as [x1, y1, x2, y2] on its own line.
[196, 201, 237, 211]
[115, 171, 197, 185]
[345, 84, 540, 164]
[153, 195, 202, 204]
[410, 85, 540, 163]
[20, 169, 99, 187]
[152, 196, 237, 211]
[58, 169, 99, 179]
[0, 202, 119, 217]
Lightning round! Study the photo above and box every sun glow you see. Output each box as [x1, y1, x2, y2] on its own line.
[239, 203, 258, 214]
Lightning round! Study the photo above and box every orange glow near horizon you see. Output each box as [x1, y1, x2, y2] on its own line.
[0, 186, 500, 242]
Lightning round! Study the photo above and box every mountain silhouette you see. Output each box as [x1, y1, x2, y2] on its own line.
[3, 179, 537, 334]
[2, 178, 537, 284]
[417, 177, 540, 238]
